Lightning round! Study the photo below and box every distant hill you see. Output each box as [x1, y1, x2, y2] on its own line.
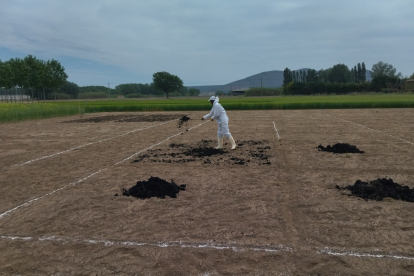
[188, 69, 372, 93]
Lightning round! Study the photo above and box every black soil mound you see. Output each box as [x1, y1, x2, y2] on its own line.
[318, 143, 364, 154]
[177, 115, 190, 128]
[122, 176, 186, 199]
[183, 147, 227, 157]
[63, 114, 185, 123]
[336, 178, 414, 202]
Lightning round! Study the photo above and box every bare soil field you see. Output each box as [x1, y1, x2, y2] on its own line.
[0, 109, 414, 275]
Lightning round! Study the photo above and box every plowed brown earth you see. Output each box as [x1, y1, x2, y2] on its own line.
[1, 109, 414, 275]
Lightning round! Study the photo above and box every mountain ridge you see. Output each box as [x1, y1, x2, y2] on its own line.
[188, 69, 372, 93]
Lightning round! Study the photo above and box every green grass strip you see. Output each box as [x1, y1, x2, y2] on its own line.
[1, 94, 413, 123]
[0, 103, 80, 123]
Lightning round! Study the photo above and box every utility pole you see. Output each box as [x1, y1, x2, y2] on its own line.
[108, 83, 110, 99]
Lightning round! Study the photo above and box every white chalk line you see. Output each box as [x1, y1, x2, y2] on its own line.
[324, 113, 414, 146]
[363, 114, 410, 125]
[0, 235, 290, 253]
[273, 121, 281, 140]
[9, 120, 177, 169]
[0, 121, 208, 220]
[2, 235, 413, 261]
[318, 247, 414, 261]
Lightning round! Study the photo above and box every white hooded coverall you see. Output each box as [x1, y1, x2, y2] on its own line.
[203, 97, 231, 138]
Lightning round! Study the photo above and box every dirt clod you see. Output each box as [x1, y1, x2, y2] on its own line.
[178, 115, 190, 128]
[337, 178, 414, 202]
[318, 143, 364, 154]
[122, 176, 186, 199]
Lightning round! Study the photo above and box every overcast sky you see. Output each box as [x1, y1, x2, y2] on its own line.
[1, 0, 413, 86]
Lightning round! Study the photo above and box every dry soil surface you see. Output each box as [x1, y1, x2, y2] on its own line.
[0, 109, 414, 275]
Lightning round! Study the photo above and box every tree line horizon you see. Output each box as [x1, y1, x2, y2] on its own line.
[281, 62, 412, 95]
[1, 55, 413, 101]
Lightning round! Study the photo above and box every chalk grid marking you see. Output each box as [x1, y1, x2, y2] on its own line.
[0, 235, 291, 253]
[1, 235, 413, 261]
[362, 113, 411, 125]
[317, 247, 414, 261]
[11, 119, 177, 168]
[0, 121, 208, 220]
[324, 113, 414, 146]
[2, 118, 414, 262]
[273, 121, 281, 140]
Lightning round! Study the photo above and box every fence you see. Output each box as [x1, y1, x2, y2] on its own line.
[0, 87, 32, 102]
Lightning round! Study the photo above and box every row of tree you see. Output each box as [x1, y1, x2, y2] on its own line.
[0, 55, 68, 101]
[77, 83, 200, 99]
[113, 81, 200, 98]
[351, 63, 367, 83]
[0, 58, 200, 100]
[283, 68, 319, 84]
[283, 61, 409, 95]
[3, 55, 411, 101]
[283, 62, 368, 85]
[105, 72, 199, 98]
[63, 63, 413, 99]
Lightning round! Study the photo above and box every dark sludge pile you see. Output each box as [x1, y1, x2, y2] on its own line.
[169, 143, 185, 148]
[336, 178, 414, 202]
[317, 143, 364, 154]
[178, 115, 190, 128]
[183, 147, 227, 157]
[132, 140, 271, 166]
[122, 176, 186, 199]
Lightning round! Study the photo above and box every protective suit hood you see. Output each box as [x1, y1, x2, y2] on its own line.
[208, 96, 219, 104]
[214, 96, 219, 105]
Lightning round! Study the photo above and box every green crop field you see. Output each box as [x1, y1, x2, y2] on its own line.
[0, 103, 80, 123]
[1, 94, 414, 123]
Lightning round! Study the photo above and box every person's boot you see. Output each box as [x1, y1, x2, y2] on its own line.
[215, 137, 223, 149]
[229, 136, 237, 150]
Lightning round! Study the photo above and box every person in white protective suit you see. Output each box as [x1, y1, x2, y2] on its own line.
[201, 96, 237, 150]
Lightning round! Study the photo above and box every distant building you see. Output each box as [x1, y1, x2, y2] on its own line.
[405, 79, 414, 90]
[231, 88, 249, 96]
[117, 95, 124, 99]
[199, 92, 215, 97]
[0, 95, 31, 100]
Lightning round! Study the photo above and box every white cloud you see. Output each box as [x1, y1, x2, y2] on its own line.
[1, 0, 413, 85]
